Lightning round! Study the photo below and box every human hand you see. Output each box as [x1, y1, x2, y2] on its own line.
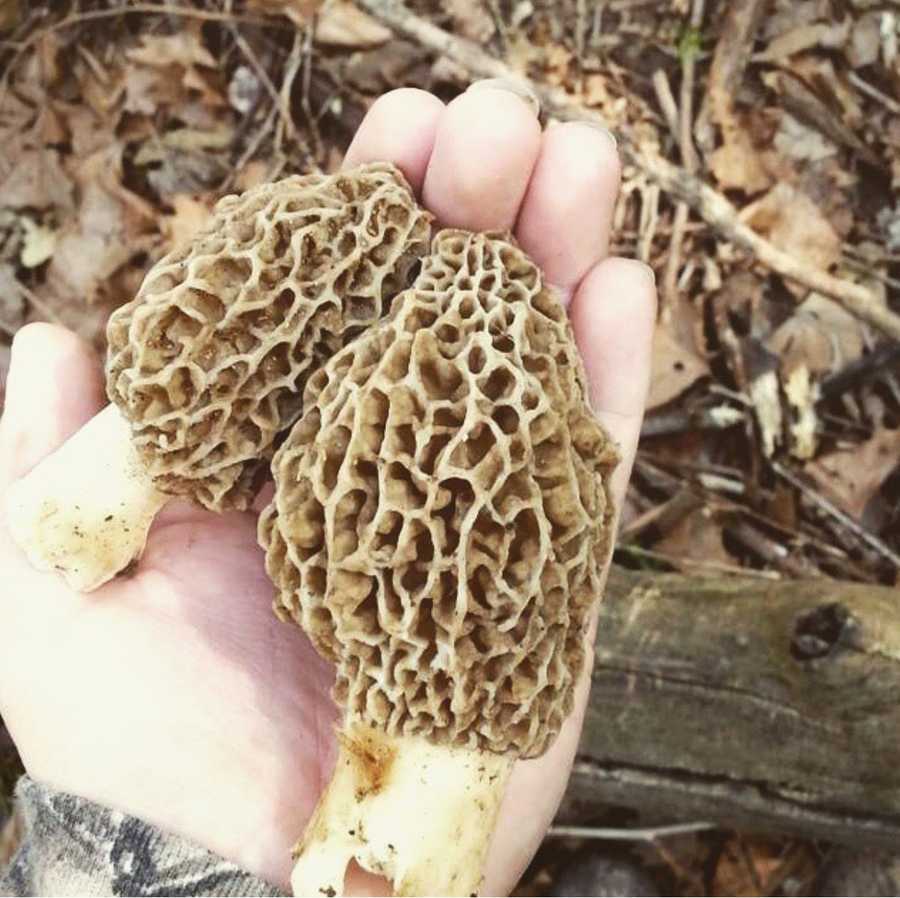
[0, 84, 655, 894]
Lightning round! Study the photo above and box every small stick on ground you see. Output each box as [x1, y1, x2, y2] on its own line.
[772, 461, 900, 571]
[355, 0, 900, 341]
[651, 69, 680, 145]
[296, 23, 322, 165]
[662, 0, 705, 306]
[695, 0, 767, 150]
[848, 71, 900, 115]
[547, 821, 716, 840]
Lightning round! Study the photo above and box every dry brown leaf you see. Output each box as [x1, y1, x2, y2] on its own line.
[773, 111, 836, 162]
[36, 104, 67, 146]
[45, 146, 157, 305]
[582, 73, 612, 108]
[712, 835, 792, 898]
[806, 428, 900, 520]
[316, 0, 393, 47]
[164, 194, 214, 251]
[248, 0, 320, 26]
[786, 56, 864, 127]
[0, 0, 20, 31]
[764, 0, 830, 36]
[124, 27, 225, 115]
[741, 182, 841, 272]
[710, 127, 773, 193]
[758, 20, 850, 62]
[655, 505, 738, 570]
[767, 294, 861, 460]
[648, 322, 709, 410]
[123, 64, 185, 116]
[75, 58, 127, 126]
[444, 0, 496, 43]
[541, 43, 574, 89]
[233, 161, 271, 193]
[848, 12, 882, 66]
[127, 31, 217, 71]
[60, 101, 120, 158]
[768, 292, 865, 378]
[0, 144, 74, 212]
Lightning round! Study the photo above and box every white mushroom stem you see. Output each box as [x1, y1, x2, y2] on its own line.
[4, 404, 168, 592]
[291, 723, 513, 897]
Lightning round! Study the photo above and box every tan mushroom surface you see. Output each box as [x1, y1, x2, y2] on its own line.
[6, 162, 431, 590]
[107, 162, 431, 510]
[261, 229, 618, 896]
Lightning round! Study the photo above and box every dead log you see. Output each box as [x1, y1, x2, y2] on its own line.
[561, 568, 900, 848]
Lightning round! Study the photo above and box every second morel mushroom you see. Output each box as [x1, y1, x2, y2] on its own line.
[260, 230, 619, 896]
[5, 163, 431, 591]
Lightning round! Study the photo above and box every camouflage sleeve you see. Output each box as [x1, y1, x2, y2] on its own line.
[0, 776, 284, 897]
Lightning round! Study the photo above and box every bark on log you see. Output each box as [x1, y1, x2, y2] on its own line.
[561, 568, 900, 848]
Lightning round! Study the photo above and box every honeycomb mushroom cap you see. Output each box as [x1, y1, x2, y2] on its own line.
[106, 162, 431, 510]
[261, 229, 618, 758]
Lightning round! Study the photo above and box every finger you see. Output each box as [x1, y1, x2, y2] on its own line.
[422, 80, 542, 231]
[569, 257, 657, 506]
[516, 121, 621, 298]
[342, 88, 445, 196]
[484, 259, 656, 893]
[0, 323, 105, 490]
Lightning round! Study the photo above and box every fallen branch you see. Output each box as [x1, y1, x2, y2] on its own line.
[356, 0, 900, 342]
[559, 567, 900, 848]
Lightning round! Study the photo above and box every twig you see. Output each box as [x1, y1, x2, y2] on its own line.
[641, 402, 745, 437]
[355, 0, 900, 341]
[662, 0, 705, 305]
[848, 71, 900, 115]
[651, 69, 680, 144]
[486, 0, 508, 54]
[225, 7, 284, 114]
[225, 101, 278, 190]
[678, 0, 705, 175]
[775, 72, 880, 166]
[547, 821, 716, 840]
[615, 544, 782, 579]
[695, 0, 767, 152]
[819, 342, 900, 400]
[296, 23, 321, 164]
[619, 488, 701, 540]
[772, 461, 900, 570]
[637, 181, 660, 264]
[737, 836, 765, 896]
[575, 0, 588, 65]
[18, 284, 63, 326]
[728, 519, 818, 578]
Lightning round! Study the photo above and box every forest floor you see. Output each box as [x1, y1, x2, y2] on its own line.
[1, 0, 899, 894]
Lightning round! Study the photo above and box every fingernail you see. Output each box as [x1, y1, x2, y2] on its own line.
[637, 261, 656, 284]
[466, 78, 540, 116]
[571, 118, 618, 150]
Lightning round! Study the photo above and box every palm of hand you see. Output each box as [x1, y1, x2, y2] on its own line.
[0, 85, 655, 895]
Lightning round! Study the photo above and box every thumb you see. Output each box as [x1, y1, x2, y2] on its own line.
[0, 323, 106, 491]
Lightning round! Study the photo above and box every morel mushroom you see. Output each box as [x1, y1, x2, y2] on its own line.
[5, 163, 431, 591]
[260, 230, 619, 896]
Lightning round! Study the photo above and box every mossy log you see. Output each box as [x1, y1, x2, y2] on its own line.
[561, 568, 900, 847]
